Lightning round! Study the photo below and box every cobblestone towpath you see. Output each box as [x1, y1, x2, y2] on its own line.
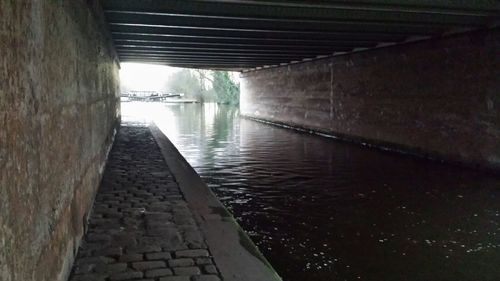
[69, 124, 222, 281]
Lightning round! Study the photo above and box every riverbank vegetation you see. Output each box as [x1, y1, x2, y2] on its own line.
[165, 69, 240, 105]
[119, 64, 240, 105]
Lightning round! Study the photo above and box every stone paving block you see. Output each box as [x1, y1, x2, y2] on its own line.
[204, 265, 218, 274]
[119, 253, 144, 262]
[195, 257, 213, 265]
[87, 233, 112, 242]
[151, 171, 169, 177]
[126, 245, 162, 254]
[164, 195, 184, 201]
[146, 226, 179, 237]
[173, 214, 196, 225]
[168, 258, 195, 267]
[109, 271, 144, 281]
[172, 266, 201, 276]
[159, 276, 190, 281]
[94, 262, 128, 273]
[68, 126, 222, 281]
[145, 212, 173, 221]
[94, 246, 123, 257]
[181, 226, 206, 249]
[111, 235, 137, 246]
[149, 206, 173, 212]
[73, 263, 95, 274]
[162, 245, 188, 252]
[76, 256, 115, 266]
[145, 268, 174, 278]
[175, 249, 209, 258]
[80, 242, 104, 251]
[145, 251, 172, 260]
[139, 236, 185, 250]
[132, 261, 166, 271]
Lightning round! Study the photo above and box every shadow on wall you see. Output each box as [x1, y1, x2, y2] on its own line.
[0, 1, 120, 281]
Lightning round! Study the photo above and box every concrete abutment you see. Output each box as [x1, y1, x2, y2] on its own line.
[241, 29, 500, 171]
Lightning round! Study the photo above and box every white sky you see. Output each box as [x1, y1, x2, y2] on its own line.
[119, 62, 240, 92]
[119, 63, 179, 91]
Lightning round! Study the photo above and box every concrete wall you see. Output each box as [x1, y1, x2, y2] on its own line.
[0, 1, 120, 281]
[241, 29, 499, 170]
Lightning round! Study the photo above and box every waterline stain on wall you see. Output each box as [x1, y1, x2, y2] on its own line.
[241, 30, 500, 171]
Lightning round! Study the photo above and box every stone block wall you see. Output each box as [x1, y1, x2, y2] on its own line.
[0, 1, 120, 280]
[241, 29, 499, 170]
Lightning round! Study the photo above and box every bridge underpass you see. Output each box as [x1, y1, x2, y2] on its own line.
[102, 0, 499, 169]
[1, 1, 499, 281]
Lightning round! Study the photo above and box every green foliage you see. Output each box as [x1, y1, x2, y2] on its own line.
[164, 69, 239, 105]
[212, 71, 240, 105]
[165, 69, 205, 101]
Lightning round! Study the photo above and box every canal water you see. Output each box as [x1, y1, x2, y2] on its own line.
[123, 102, 500, 281]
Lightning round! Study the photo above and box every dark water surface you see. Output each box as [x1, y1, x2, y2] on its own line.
[124, 102, 500, 281]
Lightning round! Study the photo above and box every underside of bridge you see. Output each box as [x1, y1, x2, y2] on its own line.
[1, 1, 499, 281]
[102, 0, 498, 71]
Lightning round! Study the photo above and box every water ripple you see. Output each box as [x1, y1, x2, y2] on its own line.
[123, 102, 500, 281]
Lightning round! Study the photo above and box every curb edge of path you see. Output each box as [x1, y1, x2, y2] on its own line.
[150, 123, 283, 281]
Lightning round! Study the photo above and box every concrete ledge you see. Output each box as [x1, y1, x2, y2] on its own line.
[150, 123, 282, 281]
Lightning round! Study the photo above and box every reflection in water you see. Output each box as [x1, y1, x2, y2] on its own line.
[123, 102, 500, 281]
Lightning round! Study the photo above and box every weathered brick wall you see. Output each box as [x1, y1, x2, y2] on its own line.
[0, 1, 120, 281]
[241, 29, 499, 170]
